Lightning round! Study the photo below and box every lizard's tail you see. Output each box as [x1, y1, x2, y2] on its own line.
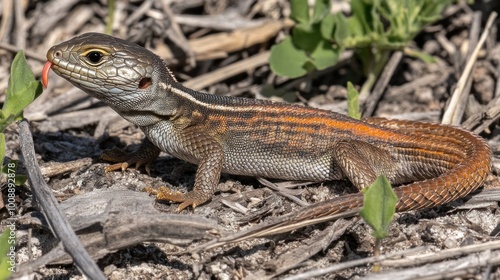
[366, 118, 491, 212]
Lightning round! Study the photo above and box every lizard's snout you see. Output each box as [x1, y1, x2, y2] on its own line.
[46, 46, 62, 62]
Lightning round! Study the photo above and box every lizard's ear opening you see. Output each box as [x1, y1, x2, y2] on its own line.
[138, 77, 152, 89]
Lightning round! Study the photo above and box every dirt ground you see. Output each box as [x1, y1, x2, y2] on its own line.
[1, 1, 500, 279]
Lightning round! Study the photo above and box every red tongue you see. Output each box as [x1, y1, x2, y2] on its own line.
[41, 61, 53, 88]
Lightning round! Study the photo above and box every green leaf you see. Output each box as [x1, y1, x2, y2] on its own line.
[0, 115, 17, 136]
[370, 4, 384, 35]
[347, 82, 361, 119]
[0, 228, 14, 280]
[405, 48, 436, 63]
[355, 47, 374, 76]
[292, 22, 322, 52]
[350, 0, 368, 32]
[350, 0, 374, 35]
[359, 175, 398, 239]
[13, 175, 27, 186]
[346, 14, 364, 37]
[419, 1, 454, 23]
[343, 17, 372, 48]
[320, 14, 336, 40]
[2, 51, 43, 123]
[270, 36, 310, 78]
[309, 40, 340, 71]
[290, 0, 310, 24]
[320, 13, 349, 43]
[333, 13, 350, 43]
[312, 0, 330, 23]
[1, 161, 26, 185]
[0, 133, 4, 167]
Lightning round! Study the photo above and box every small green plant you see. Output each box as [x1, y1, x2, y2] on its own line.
[0, 51, 42, 179]
[1, 51, 43, 160]
[346, 82, 361, 119]
[270, 0, 339, 79]
[0, 52, 43, 277]
[1, 51, 41, 185]
[359, 175, 397, 271]
[105, 0, 115, 35]
[270, 0, 455, 96]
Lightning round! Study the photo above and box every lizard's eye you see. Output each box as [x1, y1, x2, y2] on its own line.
[86, 51, 103, 64]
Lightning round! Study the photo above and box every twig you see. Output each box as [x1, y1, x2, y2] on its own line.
[123, 0, 152, 27]
[448, 11, 481, 126]
[32, 0, 79, 35]
[187, 208, 359, 252]
[0, 0, 13, 42]
[285, 239, 500, 280]
[174, 13, 265, 31]
[385, 68, 452, 98]
[263, 219, 354, 279]
[363, 51, 403, 117]
[0, 42, 46, 62]
[442, 12, 497, 125]
[282, 246, 428, 280]
[183, 51, 269, 90]
[40, 158, 92, 178]
[160, 0, 196, 67]
[13, 0, 26, 50]
[14, 243, 66, 277]
[257, 178, 309, 207]
[380, 239, 500, 267]
[462, 94, 500, 133]
[363, 250, 500, 280]
[18, 119, 105, 280]
[436, 32, 459, 73]
[495, 54, 500, 100]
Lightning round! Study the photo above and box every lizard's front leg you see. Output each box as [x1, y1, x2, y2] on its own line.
[150, 133, 225, 211]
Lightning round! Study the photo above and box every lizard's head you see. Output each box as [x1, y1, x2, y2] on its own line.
[43, 33, 177, 112]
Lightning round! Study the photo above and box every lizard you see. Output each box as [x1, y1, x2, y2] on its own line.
[41, 32, 491, 229]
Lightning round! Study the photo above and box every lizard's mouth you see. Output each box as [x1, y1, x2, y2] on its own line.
[41, 61, 53, 88]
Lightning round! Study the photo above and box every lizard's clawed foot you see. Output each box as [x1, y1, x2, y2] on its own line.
[145, 186, 205, 212]
[100, 139, 161, 174]
[101, 148, 153, 174]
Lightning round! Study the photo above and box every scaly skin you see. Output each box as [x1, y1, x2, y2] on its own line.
[43, 33, 491, 223]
